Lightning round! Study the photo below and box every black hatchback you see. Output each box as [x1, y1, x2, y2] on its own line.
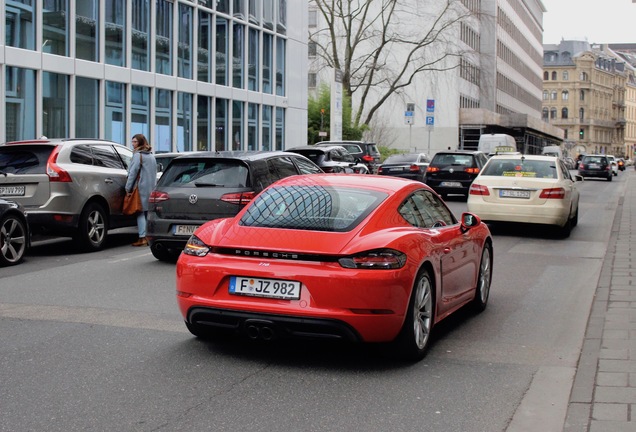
[578, 154, 612, 181]
[424, 150, 488, 199]
[146, 151, 323, 262]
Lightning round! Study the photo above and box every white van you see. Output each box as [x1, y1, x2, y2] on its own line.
[478, 134, 517, 156]
[541, 145, 563, 159]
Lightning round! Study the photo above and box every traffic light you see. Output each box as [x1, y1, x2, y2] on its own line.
[579, 128, 584, 139]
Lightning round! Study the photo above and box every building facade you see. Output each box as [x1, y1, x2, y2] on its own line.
[543, 41, 632, 159]
[308, 0, 562, 155]
[1, 0, 308, 152]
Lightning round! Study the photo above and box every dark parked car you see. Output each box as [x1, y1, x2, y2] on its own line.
[424, 150, 489, 198]
[287, 145, 367, 173]
[315, 141, 381, 173]
[377, 153, 430, 182]
[155, 151, 200, 180]
[0, 199, 30, 266]
[578, 154, 612, 181]
[0, 138, 135, 251]
[147, 151, 323, 262]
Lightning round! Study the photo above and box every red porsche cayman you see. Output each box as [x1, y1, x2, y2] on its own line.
[176, 174, 493, 360]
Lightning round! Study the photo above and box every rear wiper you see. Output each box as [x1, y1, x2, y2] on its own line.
[194, 182, 222, 187]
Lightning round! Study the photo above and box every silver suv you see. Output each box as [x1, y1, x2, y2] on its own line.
[0, 138, 136, 251]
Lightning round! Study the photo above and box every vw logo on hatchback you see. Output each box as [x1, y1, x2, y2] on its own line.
[189, 194, 198, 204]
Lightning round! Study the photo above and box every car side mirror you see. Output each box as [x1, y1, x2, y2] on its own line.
[574, 174, 583, 182]
[157, 163, 164, 173]
[460, 212, 481, 233]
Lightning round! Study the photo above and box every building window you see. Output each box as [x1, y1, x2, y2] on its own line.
[105, 81, 126, 144]
[216, 98, 228, 151]
[308, 41, 317, 57]
[155, 88, 171, 152]
[217, 0, 229, 14]
[248, 28, 259, 91]
[308, 9, 317, 27]
[233, 0, 245, 19]
[551, 91, 557, 100]
[563, 71, 569, 80]
[178, 3, 193, 79]
[249, 0, 261, 24]
[277, 0, 287, 35]
[216, 17, 229, 86]
[232, 100, 244, 150]
[542, 107, 548, 121]
[76, 77, 99, 138]
[262, 105, 272, 150]
[105, 0, 126, 66]
[233, 23, 245, 88]
[562, 90, 569, 101]
[156, 0, 173, 75]
[562, 107, 568, 119]
[543, 71, 549, 80]
[197, 95, 210, 151]
[550, 108, 557, 119]
[276, 37, 286, 96]
[263, 0, 274, 30]
[76, 0, 99, 62]
[5, 67, 36, 141]
[132, 85, 150, 143]
[543, 90, 549, 100]
[580, 72, 588, 81]
[275, 107, 284, 150]
[42, 71, 69, 138]
[580, 90, 585, 101]
[262, 33, 273, 94]
[198, 11, 212, 82]
[43, 0, 68, 56]
[308, 73, 317, 88]
[579, 108, 585, 120]
[247, 103, 259, 150]
[132, 0, 150, 71]
[177, 92, 193, 152]
[551, 71, 557, 80]
[6, 1, 36, 50]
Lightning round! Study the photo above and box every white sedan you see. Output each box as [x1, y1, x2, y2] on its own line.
[467, 155, 582, 236]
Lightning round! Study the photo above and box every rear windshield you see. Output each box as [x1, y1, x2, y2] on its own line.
[583, 156, 607, 164]
[289, 150, 324, 164]
[482, 159, 557, 178]
[0, 145, 53, 174]
[385, 154, 419, 163]
[158, 159, 249, 187]
[430, 153, 475, 167]
[240, 185, 386, 232]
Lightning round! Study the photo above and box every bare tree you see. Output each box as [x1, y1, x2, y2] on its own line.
[310, 0, 474, 128]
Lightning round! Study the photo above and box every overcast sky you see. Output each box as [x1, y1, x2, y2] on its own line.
[542, 0, 636, 44]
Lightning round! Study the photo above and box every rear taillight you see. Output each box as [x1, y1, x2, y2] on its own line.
[464, 167, 480, 174]
[221, 191, 256, 205]
[46, 146, 72, 182]
[426, 166, 440, 173]
[539, 188, 565, 199]
[362, 155, 374, 162]
[149, 190, 169, 203]
[409, 164, 420, 172]
[469, 184, 490, 196]
[377, 167, 384, 174]
[338, 249, 407, 269]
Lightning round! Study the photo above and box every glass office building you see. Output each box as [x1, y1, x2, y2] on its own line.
[1, 0, 307, 152]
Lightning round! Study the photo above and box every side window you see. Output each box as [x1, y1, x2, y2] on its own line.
[341, 150, 354, 163]
[70, 144, 94, 165]
[293, 156, 323, 174]
[330, 150, 342, 162]
[113, 145, 133, 169]
[269, 156, 298, 178]
[398, 190, 456, 228]
[91, 145, 125, 169]
[559, 161, 571, 180]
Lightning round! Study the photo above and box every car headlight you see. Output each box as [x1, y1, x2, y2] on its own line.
[183, 235, 210, 257]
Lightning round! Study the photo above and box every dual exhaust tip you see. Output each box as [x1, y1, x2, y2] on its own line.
[244, 319, 276, 341]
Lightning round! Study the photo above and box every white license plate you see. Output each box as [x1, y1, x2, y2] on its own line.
[389, 167, 404, 172]
[0, 186, 25, 196]
[500, 189, 531, 199]
[173, 225, 199, 235]
[589, 163, 599, 169]
[229, 276, 301, 300]
[440, 181, 462, 187]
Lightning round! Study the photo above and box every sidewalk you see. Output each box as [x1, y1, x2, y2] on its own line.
[564, 169, 636, 432]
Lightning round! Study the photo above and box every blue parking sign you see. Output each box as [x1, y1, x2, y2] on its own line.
[426, 116, 434, 125]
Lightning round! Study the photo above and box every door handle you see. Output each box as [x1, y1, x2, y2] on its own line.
[104, 178, 114, 184]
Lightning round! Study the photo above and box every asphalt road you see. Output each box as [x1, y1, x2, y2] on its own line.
[0, 171, 625, 432]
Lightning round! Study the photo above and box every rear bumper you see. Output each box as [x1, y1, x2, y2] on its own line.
[578, 170, 610, 179]
[467, 201, 570, 226]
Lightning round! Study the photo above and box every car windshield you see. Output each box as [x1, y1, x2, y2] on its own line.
[431, 154, 474, 167]
[158, 160, 249, 187]
[240, 185, 387, 232]
[583, 156, 606, 164]
[385, 154, 419, 163]
[482, 159, 557, 178]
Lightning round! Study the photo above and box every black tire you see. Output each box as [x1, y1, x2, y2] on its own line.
[607, 175, 612, 182]
[557, 218, 572, 238]
[392, 269, 435, 361]
[571, 206, 579, 228]
[151, 243, 179, 263]
[0, 214, 28, 266]
[472, 245, 492, 312]
[74, 202, 108, 251]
